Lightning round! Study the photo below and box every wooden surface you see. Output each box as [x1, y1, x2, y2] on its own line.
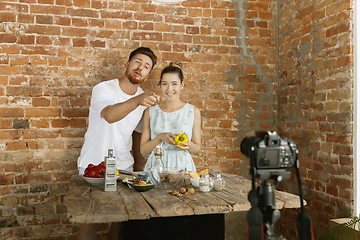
[64, 173, 305, 224]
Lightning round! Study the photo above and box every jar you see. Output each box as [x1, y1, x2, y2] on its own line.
[212, 174, 225, 191]
[199, 174, 211, 192]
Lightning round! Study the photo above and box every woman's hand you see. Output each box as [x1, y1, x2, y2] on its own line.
[158, 132, 176, 145]
[174, 141, 191, 151]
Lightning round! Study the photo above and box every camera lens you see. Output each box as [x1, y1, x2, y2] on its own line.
[240, 136, 257, 157]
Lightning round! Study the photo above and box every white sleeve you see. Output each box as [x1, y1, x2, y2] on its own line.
[90, 82, 114, 117]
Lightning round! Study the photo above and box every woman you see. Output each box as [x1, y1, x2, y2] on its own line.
[140, 61, 201, 171]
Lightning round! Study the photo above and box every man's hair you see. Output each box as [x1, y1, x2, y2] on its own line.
[128, 47, 157, 70]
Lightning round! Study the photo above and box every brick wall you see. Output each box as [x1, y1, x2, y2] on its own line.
[0, 0, 354, 239]
[277, 0, 354, 239]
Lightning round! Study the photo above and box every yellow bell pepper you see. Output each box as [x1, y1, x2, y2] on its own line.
[174, 133, 188, 146]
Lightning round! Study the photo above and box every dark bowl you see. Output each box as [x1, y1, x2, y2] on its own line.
[133, 183, 155, 192]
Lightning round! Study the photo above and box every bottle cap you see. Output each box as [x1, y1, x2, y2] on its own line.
[108, 149, 114, 157]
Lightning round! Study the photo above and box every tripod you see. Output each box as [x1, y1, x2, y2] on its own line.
[247, 161, 313, 240]
[247, 169, 289, 240]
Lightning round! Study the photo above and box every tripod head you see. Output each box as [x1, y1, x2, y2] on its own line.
[241, 131, 313, 240]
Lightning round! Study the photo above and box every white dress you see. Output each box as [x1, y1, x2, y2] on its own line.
[144, 103, 197, 172]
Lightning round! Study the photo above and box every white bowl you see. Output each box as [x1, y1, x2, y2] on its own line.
[190, 178, 199, 187]
[83, 176, 105, 187]
[83, 175, 120, 187]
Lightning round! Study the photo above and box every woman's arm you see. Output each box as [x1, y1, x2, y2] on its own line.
[174, 106, 202, 154]
[188, 106, 202, 154]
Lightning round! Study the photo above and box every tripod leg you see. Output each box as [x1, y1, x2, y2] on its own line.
[247, 206, 264, 240]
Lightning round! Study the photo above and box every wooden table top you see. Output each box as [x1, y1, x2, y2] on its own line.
[64, 173, 305, 224]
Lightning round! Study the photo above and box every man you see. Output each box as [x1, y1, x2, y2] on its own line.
[77, 47, 158, 240]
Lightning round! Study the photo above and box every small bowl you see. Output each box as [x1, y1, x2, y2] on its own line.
[190, 178, 199, 187]
[83, 176, 105, 187]
[133, 183, 155, 192]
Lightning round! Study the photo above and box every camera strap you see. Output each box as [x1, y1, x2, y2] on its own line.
[247, 167, 264, 240]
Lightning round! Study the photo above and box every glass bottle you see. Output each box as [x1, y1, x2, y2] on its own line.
[149, 146, 165, 189]
[199, 174, 211, 192]
[212, 173, 225, 191]
[153, 146, 164, 171]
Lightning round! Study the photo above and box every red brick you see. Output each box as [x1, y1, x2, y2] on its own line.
[92, 0, 107, 9]
[74, 0, 90, 7]
[60, 129, 86, 138]
[31, 119, 49, 128]
[56, 0, 72, 6]
[7, 141, 27, 151]
[0, 130, 23, 140]
[23, 130, 60, 139]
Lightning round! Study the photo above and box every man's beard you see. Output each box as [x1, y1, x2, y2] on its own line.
[126, 69, 146, 85]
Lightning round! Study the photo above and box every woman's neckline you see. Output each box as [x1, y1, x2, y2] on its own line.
[158, 102, 187, 113]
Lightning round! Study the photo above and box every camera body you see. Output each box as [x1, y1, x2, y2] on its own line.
[241, 131, 297, 170]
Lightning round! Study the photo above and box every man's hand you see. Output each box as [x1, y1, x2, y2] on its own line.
[138, 91, 159, 107]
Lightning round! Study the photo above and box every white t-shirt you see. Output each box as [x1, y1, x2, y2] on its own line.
[77, 79, 146, 170]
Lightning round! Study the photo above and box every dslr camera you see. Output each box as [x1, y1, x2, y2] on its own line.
[241, 131, 297, 170]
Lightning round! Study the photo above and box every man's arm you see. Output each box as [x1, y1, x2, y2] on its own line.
[101, 91, 158, 124]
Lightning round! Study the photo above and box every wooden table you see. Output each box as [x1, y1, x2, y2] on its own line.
[64, 173, 304, 224]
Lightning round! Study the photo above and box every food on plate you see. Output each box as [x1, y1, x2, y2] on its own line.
[174, 133, 188, 146]
[189, 171, 200, 179]
[138, 180, 147, 186]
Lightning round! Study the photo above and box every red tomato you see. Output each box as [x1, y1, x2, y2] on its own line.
[88, 169, 101, 178]
[84, 168, 89, 176]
